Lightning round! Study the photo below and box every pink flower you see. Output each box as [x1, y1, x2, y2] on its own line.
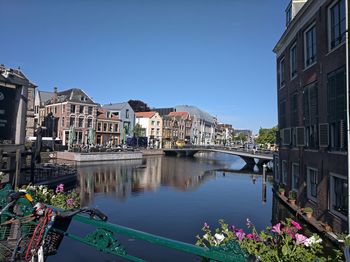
[203, 223, 209, 229]
[230, 225, 236, 232]
[235, 229, 246, 241]
[291, 220, 302, 230]
[66, 198, 74, 206]
[247, 233, 254, 239]
[295, 233, 308, 245]
[271, 223, 281, 234]
[55, 183, 64, 193]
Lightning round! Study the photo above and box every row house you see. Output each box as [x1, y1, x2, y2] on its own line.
[41, 88, 98, 145]
[135, 111, 163, 149]
[274, 0, 348, 232]
[215, 124, 234, 146]
[162, 112, 192, 148]
[175, 105, 216, 145]
[103, 102, 135, 144]
[96, 108, 122, 145]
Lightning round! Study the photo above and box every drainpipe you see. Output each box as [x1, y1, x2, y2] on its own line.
[346, 0, 350, 233]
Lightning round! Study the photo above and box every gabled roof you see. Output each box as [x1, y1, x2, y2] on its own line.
[0, 65, 37, 87]
[38, 91, 54, 105]
[175, 105, 214, 124]
[42, 88, 97, 105]
[103, 102, 130, 111]
[135, 111, 157, 118]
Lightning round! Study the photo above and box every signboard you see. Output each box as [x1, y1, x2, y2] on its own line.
[0, 86, 16, 141]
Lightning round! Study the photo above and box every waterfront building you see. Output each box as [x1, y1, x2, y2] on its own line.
[41, 87, 98, 145]
[103, 102, 135, 144]
[0, 65, 35, 182]
[34, 90, 54, 129]
[216, 124, 234, 146]
[162, 112, 192, 148]
[96, 107, 122, 145]
[274, 0, 348, 232]
[135, 111, 163, 149]
[175, 105, 216, 145]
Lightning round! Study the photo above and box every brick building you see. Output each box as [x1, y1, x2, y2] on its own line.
[162, 112, 192, 148]
[135, 111, 163, 149]
[274, 0, 348, 232]
[42, 88, 98, 145]
[96, 108, 122, 145]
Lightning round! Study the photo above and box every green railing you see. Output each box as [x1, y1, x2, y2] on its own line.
[0, 184, 247, 262]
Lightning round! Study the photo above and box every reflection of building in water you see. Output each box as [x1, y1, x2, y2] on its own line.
[77, 158, 162, 205]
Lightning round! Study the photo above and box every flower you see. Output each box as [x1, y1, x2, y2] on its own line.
[230, 225, 236, 232]
[246, 218, 252, 228]
[291, 220, 302, 230]
[55, 184, 64, 193]
[304, 236, 322, 247]
[247, 233, 254, 239]
[66, 198, 74, 206]
[271, 223, 282, 234]
[214, 233, 225, 245]
[203, 222, 209, 229]
[295, 233, 308, 245]
[235, 229, 246, 241]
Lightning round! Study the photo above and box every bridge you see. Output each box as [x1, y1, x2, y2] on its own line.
[163, 147, 274, 169]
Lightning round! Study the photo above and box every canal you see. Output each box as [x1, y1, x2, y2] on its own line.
[49, 152, 274, 261]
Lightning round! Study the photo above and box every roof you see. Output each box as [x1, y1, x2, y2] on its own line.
[135, 111, 157, 118]
[175, 105, 214, 124]
[97, 108, 120, 121]
[38, 91, 54, 105]
[43, 88, 97, 105]
[168, 112, 189, 118]
[103, 102, 130, 111]
[0, 65, 37, 88]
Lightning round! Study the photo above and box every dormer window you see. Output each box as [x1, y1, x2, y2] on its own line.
[286, 4, 292, 27]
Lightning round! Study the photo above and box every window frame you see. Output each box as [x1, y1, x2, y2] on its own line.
[290, 42, 297, 79]
[328, 0, 346, 51]
[307, 167, 318, 202]
[291, 163, 300, 191]
[304, 23, 317, 69]
[329, 172, 348, 220]
[279, 57, 286, 88]
[281, 160, 288, 185]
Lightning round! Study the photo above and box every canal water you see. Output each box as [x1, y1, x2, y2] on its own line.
[49, 153, 274, 262]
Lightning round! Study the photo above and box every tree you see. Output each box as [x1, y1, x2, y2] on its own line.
[128, 100, 151, 112]
[256, 126, 277, 147]
[133, 123, 144, 138]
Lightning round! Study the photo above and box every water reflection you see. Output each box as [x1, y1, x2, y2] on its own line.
[77, 154, 248, 205]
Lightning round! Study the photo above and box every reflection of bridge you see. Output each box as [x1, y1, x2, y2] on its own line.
[163, 147, 273, 169]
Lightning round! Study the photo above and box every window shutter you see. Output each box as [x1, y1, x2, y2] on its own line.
[296, 127, 305, 146]
[319, 123, 329, 147]
[283, 128, 291, 145]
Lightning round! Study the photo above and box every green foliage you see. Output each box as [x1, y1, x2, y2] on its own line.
[233, 133, 248, 143]
[288, 191, 297, 200]
[133, 123, 144, 138]
[303, 207, 313, 213]
[256, 126, 277, 146]
[23, 184, 80, 210]
[196, 218, 343, 262]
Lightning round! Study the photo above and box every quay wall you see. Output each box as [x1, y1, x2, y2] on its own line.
[56, 151, 143, 162]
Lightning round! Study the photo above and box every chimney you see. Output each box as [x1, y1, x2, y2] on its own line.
[53, 87, 58, 102]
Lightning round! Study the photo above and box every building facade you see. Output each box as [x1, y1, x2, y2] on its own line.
[162, 112, 192, 148]
[96, 108, 122, 145]
[135, 111, 163, 149]
[274, 0, 348, 232]
[40, 88, 98, 145]
[103, 102, 135, 144]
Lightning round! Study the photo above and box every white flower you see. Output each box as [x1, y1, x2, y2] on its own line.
[43, 188, 48, 194]
[203, 234, 209, 240]
[304, 236, 322, 247]
[214, 233, 225, 245]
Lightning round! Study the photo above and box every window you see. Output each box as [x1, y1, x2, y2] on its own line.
[304, 83, 318, 149]
[97, 122, 102, 131]
[307, 167, 318, 202]
[292, 163, 299, 191]
[151, 121, 155, 126]
[157, 121, 160, 126]
[281, 160, 288, 185]
[156, 128, 160, 136]
[290, 92, 298, 127]
[279, 58, 285, 87]
[330, 173, 348, 219]
[329, 0, 345, 49]
[71, 104, 76, 114]
[279, 99, 287, 129]
[78, 117, 84, 128]
[103, 123, 107, 132]
[328, 67, 346, 150]
[70, 117, 75, 127]
[304, 25, 316, 67]
[151, 128, 155, 135]
[114, 124, 119, 132]
[125, 109, 129, 119]
[286, 4, 292, 27]
[109, 123, 113, 132]
[87, 118, 92, 128]
[88, 106, 93, 115]
[290, 44, 297, 78]
[79, 105, 84, 114]
[61, 117, 65, 127]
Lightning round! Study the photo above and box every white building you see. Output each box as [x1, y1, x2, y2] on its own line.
[135, 111, 163, 149]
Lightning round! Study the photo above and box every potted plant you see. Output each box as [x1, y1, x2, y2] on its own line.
[278, 185, 285, 197]
[288, 191, 297, 205]
[303, 207, 313, 219]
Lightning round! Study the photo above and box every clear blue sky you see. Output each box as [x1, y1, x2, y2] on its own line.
[1, 0, 289, 133]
